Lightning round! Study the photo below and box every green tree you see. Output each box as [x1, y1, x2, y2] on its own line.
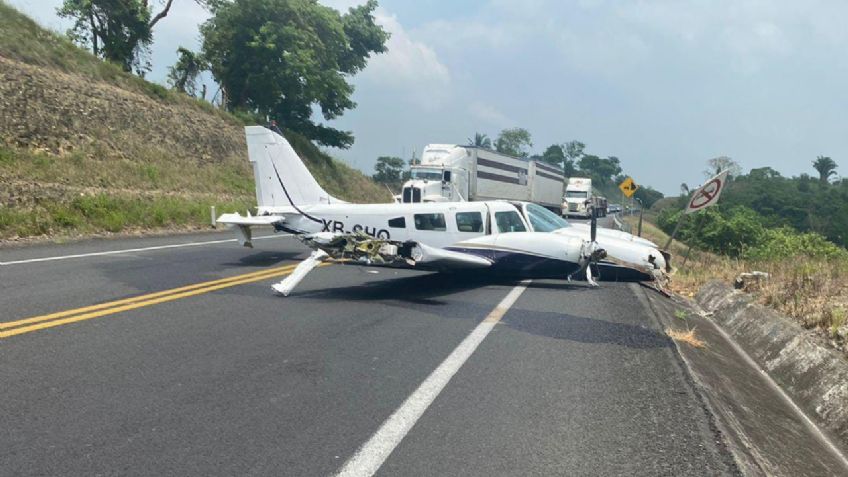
[577, 155, 621, 185]
[563, 140, 585, 177]
[467, 132, 492, 149]
[704, 155, 741, 179]
[373, 156, 405, 184]
[57, 0, 205, 73]
[494, 128, 532, 157]
[812, 156, 838, 183]
[201, 0, 389, 148]
[633, 185, 664, 209]
[167, 47, 205, 96]
[540, 144, 565, 168]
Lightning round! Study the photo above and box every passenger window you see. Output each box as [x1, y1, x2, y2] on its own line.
[455, 212, 484, 233]
[414, 213, 446, 231]
[494, 211, 527, 233]
[388, 217, 406, 228]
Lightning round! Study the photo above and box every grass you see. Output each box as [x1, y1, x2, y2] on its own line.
[666, 328, 706, 348]
[0, 193, 254, 239]
[623, 215, 848, 351]
[0, 1, 392, 241]
[0, 144, 254, 196]
[0, 1, 240, 125]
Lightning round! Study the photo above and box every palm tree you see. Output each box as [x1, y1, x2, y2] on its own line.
[812, 156, 838, 184]
[467, 132, 491, 149]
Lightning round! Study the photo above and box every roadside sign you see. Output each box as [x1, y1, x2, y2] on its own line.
[618, 177, 638, 198]
[686, 170, 729, 214]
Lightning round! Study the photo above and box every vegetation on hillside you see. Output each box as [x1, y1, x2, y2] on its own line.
[201, 0, 389, 147]
[0, 1, 391, 241]
[625, 157, 848, 354]
[56, 0, 214, 74]
[623, 215, 848, 354]
[658, 163, 848, 248]
[0, 1, 233, 120]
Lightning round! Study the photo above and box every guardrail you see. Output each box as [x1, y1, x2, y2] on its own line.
[612, 213, 632, 233]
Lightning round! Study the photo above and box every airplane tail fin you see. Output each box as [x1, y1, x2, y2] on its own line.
[246, 126, 345, 210]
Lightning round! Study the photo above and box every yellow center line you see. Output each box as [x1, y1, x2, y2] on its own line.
[0, 264, 299, 331]
[1, 263, 330, 339]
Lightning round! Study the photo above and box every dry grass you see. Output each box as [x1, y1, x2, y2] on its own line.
[665, 328, 706, 348]
[624, 216, 848, 352]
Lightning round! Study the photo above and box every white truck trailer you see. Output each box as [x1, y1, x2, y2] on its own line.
[400, 144, 564, 213]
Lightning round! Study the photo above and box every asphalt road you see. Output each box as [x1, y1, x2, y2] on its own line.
[0, 230, 737, 476]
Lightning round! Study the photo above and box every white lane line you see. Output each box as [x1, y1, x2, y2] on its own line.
[0, 234, 292, 265]
[335, 281, 530, 477]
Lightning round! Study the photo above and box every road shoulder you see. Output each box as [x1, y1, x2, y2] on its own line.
[634, 284, 848, 476]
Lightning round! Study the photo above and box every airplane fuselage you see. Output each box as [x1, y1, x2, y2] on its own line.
[261, 200, 528, 250]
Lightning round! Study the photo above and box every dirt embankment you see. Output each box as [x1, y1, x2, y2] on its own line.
[0, 55, 246, 165]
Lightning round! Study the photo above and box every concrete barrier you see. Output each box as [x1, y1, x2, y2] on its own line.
[696, 281, 848, 448]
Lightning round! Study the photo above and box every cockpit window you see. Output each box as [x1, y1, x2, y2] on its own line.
[494, 211, 527, 233]
[525, 203, 569, 232]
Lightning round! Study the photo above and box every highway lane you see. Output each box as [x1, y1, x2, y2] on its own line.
[0, 232, 736, 475]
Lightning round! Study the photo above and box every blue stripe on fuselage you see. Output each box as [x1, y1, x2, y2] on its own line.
[445, 247, 580, 278]
[445, 248, 655, 282]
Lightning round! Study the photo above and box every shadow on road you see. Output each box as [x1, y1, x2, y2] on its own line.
[221, 251, 303, 267]
[295, 270, 591, 305]
[502, 310, 672, 349]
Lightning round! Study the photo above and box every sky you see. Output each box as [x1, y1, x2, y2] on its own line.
[10, 0, 848, 195]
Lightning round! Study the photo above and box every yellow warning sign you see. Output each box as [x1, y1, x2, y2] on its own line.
[618, 177, 638, 198]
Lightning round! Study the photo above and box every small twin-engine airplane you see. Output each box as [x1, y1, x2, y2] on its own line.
[218, 127, 670, 295]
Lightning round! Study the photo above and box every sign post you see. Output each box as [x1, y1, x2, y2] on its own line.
[663, 170, 729, 250]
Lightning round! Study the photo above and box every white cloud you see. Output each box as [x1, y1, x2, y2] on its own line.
[358, 9, 452, 110]
[469, 102, 512, 128]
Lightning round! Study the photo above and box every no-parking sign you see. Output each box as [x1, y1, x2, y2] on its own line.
[686, 170, 729, 214]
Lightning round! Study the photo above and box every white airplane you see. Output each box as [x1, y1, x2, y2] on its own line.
[218, 127, 669, 295]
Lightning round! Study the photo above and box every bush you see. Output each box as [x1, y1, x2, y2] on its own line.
[658, 205, 846, 260]
[745, 227, 847, 261]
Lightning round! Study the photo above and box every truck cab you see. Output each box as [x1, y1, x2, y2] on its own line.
[401, 165, 469, 203]
[401, 144, 471, 203]
[563, 177, 592, 218]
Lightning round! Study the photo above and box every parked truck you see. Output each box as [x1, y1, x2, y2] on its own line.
[562, 177, 607, 218]
[399, 144, 564, 213]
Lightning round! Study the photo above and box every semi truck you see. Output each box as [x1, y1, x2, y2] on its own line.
[562, 177, 607, 218]
[399, 144, 564, 213]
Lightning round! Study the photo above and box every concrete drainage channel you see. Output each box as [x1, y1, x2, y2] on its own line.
[635, 281, 848, 476]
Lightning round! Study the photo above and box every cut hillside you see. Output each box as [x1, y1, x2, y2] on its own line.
[0, 1, 389, 241]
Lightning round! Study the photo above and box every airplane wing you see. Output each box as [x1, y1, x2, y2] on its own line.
[271, 232, 491, 296]
[301, 232, 491, 270]
[411, 242, 492, 270]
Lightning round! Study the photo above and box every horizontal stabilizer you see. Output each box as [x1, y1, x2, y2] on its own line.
[216, 213, 284, 226]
